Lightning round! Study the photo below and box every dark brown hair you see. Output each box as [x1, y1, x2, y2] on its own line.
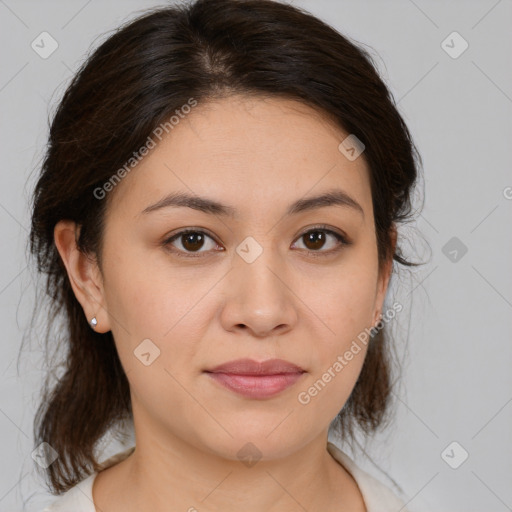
[29, 0, 423, 494]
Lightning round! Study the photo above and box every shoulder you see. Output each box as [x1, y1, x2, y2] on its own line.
[327, 441, 410, 512]
[42, 473, 97, 512]
[42, 446, 136, 512]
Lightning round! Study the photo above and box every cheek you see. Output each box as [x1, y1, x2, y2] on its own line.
[297, 246, 378, 401]
[101, 247, 215, 381]
[306, 255, 378, 347]
[297, 275, 374, 420]
[102, 241, 197, 331]
[325, 276, 376, 342]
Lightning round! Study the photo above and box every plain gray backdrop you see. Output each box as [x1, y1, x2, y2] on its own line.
[1, 0, 511, 511]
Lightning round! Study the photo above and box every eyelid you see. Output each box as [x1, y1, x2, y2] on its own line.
[162, 227, 223, 257]
[295, 224, 350, 245]
[162, 224, 351, 258]
[291, 224, 351, 257]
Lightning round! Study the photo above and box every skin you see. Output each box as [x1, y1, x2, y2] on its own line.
[54, 94, 396, 512]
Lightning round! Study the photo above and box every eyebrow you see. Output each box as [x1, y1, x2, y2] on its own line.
[141, 188, 364, 218]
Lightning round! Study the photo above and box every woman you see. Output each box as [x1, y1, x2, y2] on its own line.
[30, 0, 422, 510]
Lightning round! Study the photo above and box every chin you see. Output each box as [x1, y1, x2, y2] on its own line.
[196, 428, 307, 464]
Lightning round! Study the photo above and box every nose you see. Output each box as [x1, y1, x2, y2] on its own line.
[219, 246, 298, 338]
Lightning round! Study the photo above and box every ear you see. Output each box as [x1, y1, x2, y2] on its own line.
[53, 220, 111, 333]
[372, 224, 397, 326]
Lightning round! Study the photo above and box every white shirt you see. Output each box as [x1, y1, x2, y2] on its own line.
[43, 441, 410, 511]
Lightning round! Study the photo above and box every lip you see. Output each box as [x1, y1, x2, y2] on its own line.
[204, 358, 306, 399]
[206, 358, 305, 375]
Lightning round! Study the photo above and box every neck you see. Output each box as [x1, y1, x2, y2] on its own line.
[93, 399, 364, 512]
[96, 429, 359, 511]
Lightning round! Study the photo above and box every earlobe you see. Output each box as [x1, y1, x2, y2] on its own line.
[53, 220, 111, 333]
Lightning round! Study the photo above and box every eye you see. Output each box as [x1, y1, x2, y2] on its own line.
[291, 225, 350, 256]
[162, 225, 350, 258]
[163, 229, 222, 257]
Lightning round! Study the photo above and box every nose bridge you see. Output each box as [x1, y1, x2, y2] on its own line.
[222, 234, 297, 334]
[235, 234, 287, 301]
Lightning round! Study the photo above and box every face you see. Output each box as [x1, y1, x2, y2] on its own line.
[85, 95, 392, 461]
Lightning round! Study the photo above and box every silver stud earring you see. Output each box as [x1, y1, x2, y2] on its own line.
[90, 317, 98, 329]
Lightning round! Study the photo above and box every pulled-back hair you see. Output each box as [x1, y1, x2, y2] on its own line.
[29, 0, 422, 494]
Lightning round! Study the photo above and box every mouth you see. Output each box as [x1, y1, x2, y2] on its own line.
[204, 358, 306, 399]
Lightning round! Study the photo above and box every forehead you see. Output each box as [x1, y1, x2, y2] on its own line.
[107, 94, 372, 222]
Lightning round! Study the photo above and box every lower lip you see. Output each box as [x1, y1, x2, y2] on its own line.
[205, 372, 305, 399]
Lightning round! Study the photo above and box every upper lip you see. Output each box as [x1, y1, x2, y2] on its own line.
[205, 358, 305, 375]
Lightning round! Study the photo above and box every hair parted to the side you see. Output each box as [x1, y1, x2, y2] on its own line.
[28, 0, 423, 494]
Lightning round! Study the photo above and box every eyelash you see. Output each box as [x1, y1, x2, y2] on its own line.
[162, 224, 351, 259]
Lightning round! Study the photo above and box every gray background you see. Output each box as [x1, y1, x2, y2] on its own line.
[1, 0, 511, 510]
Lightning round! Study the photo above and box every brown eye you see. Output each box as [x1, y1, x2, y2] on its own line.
[302, 230, 327, 251]
[292, 226, 349, 255]
[164, 229, 220, 256]
[163, 225, 349, 259]
[181, 232, 206, 252]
